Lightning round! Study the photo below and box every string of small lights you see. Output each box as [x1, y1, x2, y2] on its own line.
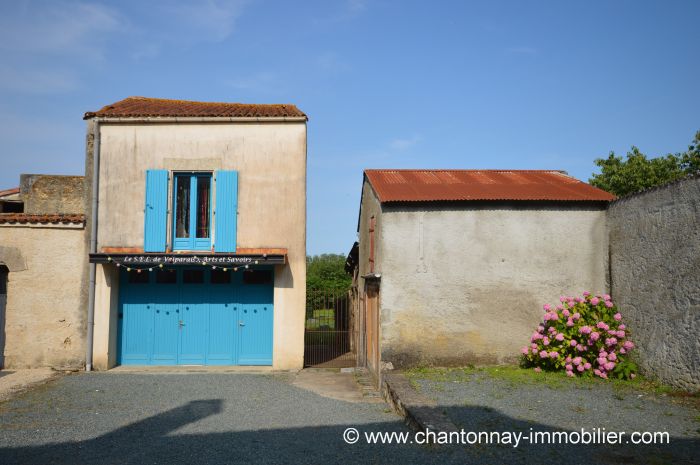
[105, 255, 266, 273]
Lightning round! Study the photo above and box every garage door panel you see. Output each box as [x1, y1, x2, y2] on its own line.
[207, 302, 235, 364]
[151, 301, 178, 364]
[179, 284, 209, 364]
[121, 302, 152, 364]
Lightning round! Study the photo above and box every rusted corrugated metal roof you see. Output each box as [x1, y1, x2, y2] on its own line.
[0, 214, 85, 224]
[365, 169, 615, 202]
[84, 97, 306, 120]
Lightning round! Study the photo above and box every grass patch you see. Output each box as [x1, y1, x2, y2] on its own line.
[405, 365, 700, 403]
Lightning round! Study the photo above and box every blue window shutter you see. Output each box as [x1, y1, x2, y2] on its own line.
[215, 170, 238, 253]
[144, 170, 169, 252]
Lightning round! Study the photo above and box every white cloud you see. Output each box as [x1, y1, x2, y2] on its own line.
[389, 135, 422, 151]
[0, 2, 124, 57]
[0, 66, 79, 94]
[226, 71, 279, 91]
[162, 0, 249, 43]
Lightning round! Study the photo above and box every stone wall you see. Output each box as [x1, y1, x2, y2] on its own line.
[608, 174, 700, 390]
[20, 174, 86, 214]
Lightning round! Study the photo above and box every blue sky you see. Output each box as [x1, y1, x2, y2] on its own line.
[0, 0, 698, 255]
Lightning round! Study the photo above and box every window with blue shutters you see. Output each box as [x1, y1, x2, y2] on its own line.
[214, 170, 238, 253]
[172, 173, 213, 251]
[144, 170, 169, 252]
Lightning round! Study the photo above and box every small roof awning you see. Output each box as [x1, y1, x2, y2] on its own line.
[89, 247, 287, 266]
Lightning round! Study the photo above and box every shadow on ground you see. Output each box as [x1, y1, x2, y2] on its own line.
[1, 399, 697, 465]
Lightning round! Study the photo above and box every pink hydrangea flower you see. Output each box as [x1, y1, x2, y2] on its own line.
[591, 297, 600, 305]
[532, 347, 539, 354]
[561, 309, 569, 317]
[600, 372, 608, 379]
[579, 326, 592, 335]
[604, 361, 616, 371]
[531, 343, 537, 349]
[603, 294, 611, 301]
[570, 339, 577, 347]
[549, 351, 558, 359]
[597, 357, 607, 366]
[619, 324, 626, 330]
[543, 337, 550, 346]
[555, 333, 564, 342]
[608, 352, 617, 361]
[565, 364, 573, 371]
[559, 296, 567, 303]
[623, 341, 634, 350]
[583, 291, 591, 296]
[614, 313, 622, 321]
[583, 362, 592, 370]
[534, 367, 542, 373]
[521, 347, 529, 355]
[576, 344, 585, 352]
[605, 337, 618, 346]
[615, 330, 625, 338]
[590, 332, 600, 341]
[596, 321, 609, 330]
[566, 371, 574, 377]
[548, 326, 556, 334]
[572, 357, 582, 366]
[577, 365, 585, 372]
[605, 301, 614, 308]
[573, 312, 581, 320]
[543, 304, 551, 311]
[539, 350, 548, 358]
[565, 356, 572, 363]
[594, 369, 601, 376]
[575, 297, 584, 303]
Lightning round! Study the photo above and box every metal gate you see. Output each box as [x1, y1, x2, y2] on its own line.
[304, 290, 357, 367]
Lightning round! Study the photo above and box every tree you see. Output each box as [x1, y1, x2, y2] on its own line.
[306, 254, 351, 295]
[589, 130, 700, 197]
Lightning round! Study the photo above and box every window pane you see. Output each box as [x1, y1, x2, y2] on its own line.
[183, 269, 204, 284]
[155, 269, 177, 284]
[175, 176, 190, 238]
[243, 270, 273, 285]
[196, 176, 210, 238]
[210, 269, 231, 284]
[128, 271, 149, 284]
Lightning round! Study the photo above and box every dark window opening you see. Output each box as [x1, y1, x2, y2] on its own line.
[128, 271, 149, 284]
[175, 176, 191, 239]
[243, 270, 272, 285]
[211, 269, 231, 284]
[155, 269, 177, 284]
[0, 201, 23, 213]
[183, 269, 204, 284]
[196, 176, 210, 238]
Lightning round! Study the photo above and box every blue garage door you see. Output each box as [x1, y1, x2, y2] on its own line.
[118, 267, 273, 366]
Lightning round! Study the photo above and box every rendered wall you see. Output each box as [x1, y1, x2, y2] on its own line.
[0, 223, 87, 368]
[374, 198, 609, 367]
[92, 121, 306, 370]
[608, 175, 700, 390]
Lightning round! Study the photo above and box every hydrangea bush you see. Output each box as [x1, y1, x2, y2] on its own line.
[521, 292, 637, 380]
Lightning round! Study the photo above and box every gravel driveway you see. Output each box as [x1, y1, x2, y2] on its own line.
[407, 367, 700, 465]
[0, 372, 460, 465]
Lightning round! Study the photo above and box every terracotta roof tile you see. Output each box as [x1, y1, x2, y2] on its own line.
[0, 187, 20, 198]
[365, 169, 615, 202]
[84, 97, 306, 120]
[0, 214, 85, 225]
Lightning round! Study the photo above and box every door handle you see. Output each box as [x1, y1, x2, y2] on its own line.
[238, 321, 245, 326]
[179, 320, 185, 328]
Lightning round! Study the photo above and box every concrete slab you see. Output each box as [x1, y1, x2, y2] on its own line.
[0, 368, 60, 403]
[106, 365, 289, 374]
[292, 368, 383, 403]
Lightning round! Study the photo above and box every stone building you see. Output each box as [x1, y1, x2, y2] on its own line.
[0, 175, 88, 369]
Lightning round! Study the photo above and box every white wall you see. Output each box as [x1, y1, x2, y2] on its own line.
[374, 198, 608, 367]
[92, 121, 306, 370]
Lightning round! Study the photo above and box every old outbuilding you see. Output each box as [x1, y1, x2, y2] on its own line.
[350, 169, 615, 379]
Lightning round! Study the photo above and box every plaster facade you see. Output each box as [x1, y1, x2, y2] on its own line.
[90, 121, 307, 370]
[0, 223, 88, 368]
